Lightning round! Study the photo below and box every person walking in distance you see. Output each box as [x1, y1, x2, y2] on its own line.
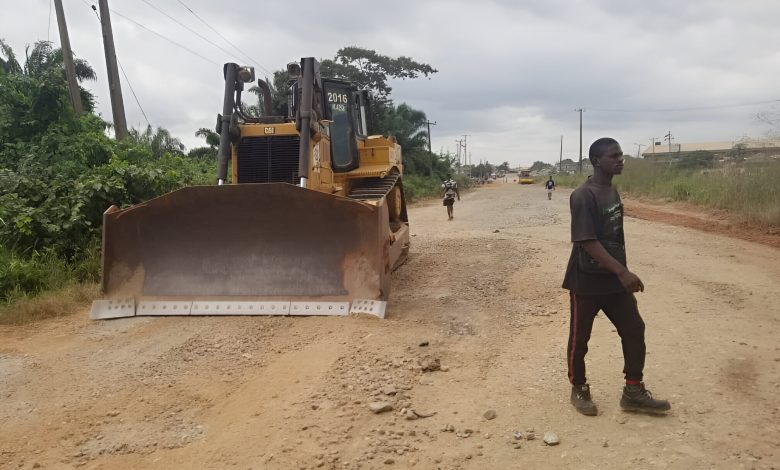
[562, 137, 671, 416]
[441, 174, 460, 220]
[545, 176, 556, 200]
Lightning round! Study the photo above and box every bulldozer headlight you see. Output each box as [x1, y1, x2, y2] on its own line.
[237, 66, 255, 83]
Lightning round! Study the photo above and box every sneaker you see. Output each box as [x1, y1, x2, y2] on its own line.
[571, 384, 598, 416]
[620, 383, 671, 414]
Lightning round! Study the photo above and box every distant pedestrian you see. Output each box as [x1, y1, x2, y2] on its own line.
[562, 137, 671, 416]
[441, 174, 460, 221]
[545, 177, 556, 200]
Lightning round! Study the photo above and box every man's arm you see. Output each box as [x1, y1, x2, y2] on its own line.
[455, 186, 460, 200]
[580, 240, 644, 293]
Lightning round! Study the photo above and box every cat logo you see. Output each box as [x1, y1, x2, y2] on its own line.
[264, 127, 275, 134]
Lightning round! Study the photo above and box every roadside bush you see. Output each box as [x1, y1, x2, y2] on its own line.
[555, 160, 780, 227]
[403, 174, 442, 202]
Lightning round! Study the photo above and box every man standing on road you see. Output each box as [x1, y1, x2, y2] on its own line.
[545, 176, 556, 200]
[442, 174, 460, 221]
[562, 137, 671, 416]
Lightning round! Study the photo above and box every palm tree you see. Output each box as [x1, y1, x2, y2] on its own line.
[0, 39, 96, 81]
[195, 127, 220, 148]
[376, 103, 430, 175]
[380, 103, 429, 154]
[1, 39, 96, 111]
[0, 39, 23, 75]
[129, 125, 185, 158]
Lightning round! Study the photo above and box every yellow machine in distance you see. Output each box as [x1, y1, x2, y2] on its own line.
[92, 58, 409, 320]
[518, 169, 534, 184]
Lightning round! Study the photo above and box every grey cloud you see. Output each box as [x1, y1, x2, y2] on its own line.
[3, 0, 778, 166]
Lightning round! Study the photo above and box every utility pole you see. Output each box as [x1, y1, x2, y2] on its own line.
[455, 139, 463, 174]
[425, 120, 436, 176]
[665, 131, 673, 157]
[649, 136, 658, 154]
[98, 0, 128, 139]
[53, 0, 83, 115]
[425, 120, 437, 154]
[462, 134, 470, 176]
[634, 143, 644, 159]
[574, 108, 585, 173]
[559, 135, 563, 173]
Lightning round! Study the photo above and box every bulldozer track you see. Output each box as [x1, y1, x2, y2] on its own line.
[347, 169, 401, 201]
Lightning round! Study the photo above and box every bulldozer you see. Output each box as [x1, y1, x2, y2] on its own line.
[90, 58, 409, 320]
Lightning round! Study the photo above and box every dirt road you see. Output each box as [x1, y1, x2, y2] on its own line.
[1, 182, 779, 470]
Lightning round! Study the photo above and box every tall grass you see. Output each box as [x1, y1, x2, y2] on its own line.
[0, 282, 99, 325]
[0, 244, 99, 303]
[555, 160, 780, 227]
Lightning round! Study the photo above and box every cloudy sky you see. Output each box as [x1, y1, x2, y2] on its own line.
[3, 0, 780, 166]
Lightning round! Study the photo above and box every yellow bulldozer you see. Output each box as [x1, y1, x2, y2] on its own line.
[91, 58, 409, 320]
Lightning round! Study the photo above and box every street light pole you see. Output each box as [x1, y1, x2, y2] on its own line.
[574, 108, 585, 173]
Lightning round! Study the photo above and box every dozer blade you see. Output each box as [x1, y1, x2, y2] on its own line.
[91, 183, 392, 320]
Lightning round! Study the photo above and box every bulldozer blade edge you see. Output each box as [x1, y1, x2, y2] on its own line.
[93, 183, 396, 319]
[90, 299, 387, 320]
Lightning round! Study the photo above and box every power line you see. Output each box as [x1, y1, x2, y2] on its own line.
[118, 60, 151, 127]
[138, 0, 246, 65]
[175, 0, 275, 77]
[108, 8, 220, 65]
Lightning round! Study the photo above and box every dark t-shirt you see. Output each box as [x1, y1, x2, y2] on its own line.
[562, 177, 627, 295]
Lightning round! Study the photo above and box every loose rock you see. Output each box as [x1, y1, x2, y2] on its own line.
[420, 357, 441, 372]
[483, 409, 497, 420]
[368, 402, 393, 414]
[412, 409, 436, 418]
[543, 432, 560, 446]
[418, 341, 429, 347]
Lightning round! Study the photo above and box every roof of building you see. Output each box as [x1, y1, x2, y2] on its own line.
[642, 138, 780, 157]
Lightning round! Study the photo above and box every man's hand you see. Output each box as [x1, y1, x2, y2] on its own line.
[617, 270, 644, 293]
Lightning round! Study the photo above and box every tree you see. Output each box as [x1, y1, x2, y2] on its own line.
[0, 39, 96, 110]
[530, 160, 553, 172]
[195, 127, 220, 148]
[377, 103, 431, 174]
[320, 47, 437, 102]
[496, 161, 511, 172]
[129, 125, 185, 158]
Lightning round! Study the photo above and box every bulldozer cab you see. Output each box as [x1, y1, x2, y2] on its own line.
[289, 77, 368, 173]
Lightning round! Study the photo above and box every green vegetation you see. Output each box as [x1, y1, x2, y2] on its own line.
[0, 40, 456, 318]
[555, 159, 780, 227]
[0, 40, 215, 317]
